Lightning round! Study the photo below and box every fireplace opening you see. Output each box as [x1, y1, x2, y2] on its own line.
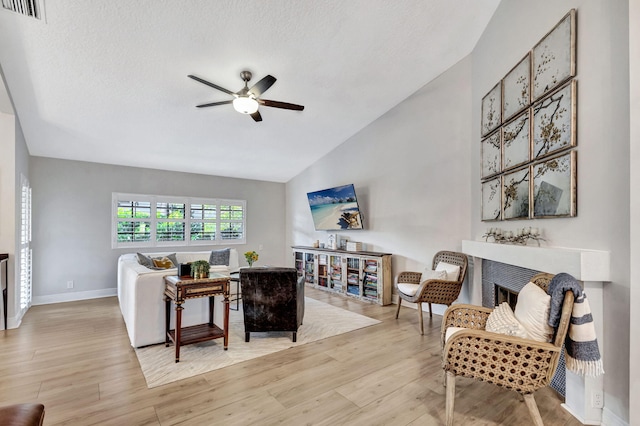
[495, 284, 518, 311]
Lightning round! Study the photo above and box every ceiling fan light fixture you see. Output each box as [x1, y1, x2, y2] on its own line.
[233, 96, 259, 114]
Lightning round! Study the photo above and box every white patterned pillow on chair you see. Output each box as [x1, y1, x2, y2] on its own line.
[486, 302, 529, 338]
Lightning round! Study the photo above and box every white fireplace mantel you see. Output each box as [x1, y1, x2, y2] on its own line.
[462, 239, 610, 425]
[462, 240, 610, 282]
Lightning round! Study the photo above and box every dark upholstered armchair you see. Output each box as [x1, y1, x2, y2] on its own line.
[240, 267, 305, 342]
[0, 403, 45, 426]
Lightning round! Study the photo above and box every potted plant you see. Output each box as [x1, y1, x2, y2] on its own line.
[244, 251, 259, 267]
[190, 260, 210, 279]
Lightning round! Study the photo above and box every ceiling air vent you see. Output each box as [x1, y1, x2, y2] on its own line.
[2, 0, 43, 20]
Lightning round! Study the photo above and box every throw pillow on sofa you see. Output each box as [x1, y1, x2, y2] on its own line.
[209, 248, 230, 266]
[137, 252, 178, 270]
[152, 257, 174, 269]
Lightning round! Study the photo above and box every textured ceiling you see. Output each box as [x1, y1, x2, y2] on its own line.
[0, 1, 500, 182]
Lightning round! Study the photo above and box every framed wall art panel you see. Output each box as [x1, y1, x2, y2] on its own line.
[481, 131, 501, 179]
[532, 80, 576, 160]
[502, 166, 530, 220]
[502, 109, 531, 171]
[532, 150, 576, 218]
[482, 177, 502, 221]
[532, 9, 576, 101]
[502, 53, 531, 122]
[481, 82, 501, 137]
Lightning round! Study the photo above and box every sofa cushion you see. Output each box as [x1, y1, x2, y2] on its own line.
[209, 248, 231, 265]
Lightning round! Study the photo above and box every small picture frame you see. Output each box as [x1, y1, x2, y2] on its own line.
[502, 166, 530, 220]
[532, 9, 576, 101]
[502, 109, 531, 171]
[481, 131, 501, 179]
[532, 150, 576, 218]
[481, 177, 502, 221]
[327, 234, 337, 250]
[532, 80, 576, 160]
[502, 53, 531, 122]
[481, 82, 502, 137]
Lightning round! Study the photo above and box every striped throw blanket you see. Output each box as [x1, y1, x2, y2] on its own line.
[547, 272, 604, 377]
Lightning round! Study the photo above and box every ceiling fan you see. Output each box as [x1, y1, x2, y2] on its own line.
[188, 71, 304, 122]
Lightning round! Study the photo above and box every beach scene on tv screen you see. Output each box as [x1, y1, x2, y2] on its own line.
[307, 184, 363, 230]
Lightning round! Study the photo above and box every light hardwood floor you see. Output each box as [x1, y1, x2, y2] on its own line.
[0, 288, 582, 425]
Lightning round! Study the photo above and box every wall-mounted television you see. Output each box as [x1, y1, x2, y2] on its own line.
[307, 184, 364, 231]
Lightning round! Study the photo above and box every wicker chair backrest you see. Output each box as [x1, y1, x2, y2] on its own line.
[431, 251, 468, 283]
[529, 272, 575, 348]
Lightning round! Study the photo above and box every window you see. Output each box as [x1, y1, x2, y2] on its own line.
[19, 175, 32, 314]
[112, 193, 246, 248]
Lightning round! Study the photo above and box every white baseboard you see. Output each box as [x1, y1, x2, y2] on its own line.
[602, 407, 629, 426]
[32, 288, 117, 305]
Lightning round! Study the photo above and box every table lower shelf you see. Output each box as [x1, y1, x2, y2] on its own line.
[167, 323, 225, 346]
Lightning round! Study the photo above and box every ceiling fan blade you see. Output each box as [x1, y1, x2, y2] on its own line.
[260, 99, 305, 111]
[250, 111, 263, 122]
[188, 75, 235, 96]
[196, 100, 233, 108]
[249, 75, 276, 97]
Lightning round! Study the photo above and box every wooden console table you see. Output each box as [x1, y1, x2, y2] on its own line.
[164, 273, 230, 363]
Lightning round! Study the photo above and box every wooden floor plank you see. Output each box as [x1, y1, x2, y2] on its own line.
[0, 289, 583, 426]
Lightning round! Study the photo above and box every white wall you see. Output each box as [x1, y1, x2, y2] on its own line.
[286, 56, 473, 311]
[628, 0, 639, 423]
[29, 157, 286, 303]
[471, 1, 629, 423]
[287, 0, 631, 423]
[0, 113, 29, 329]
[0, 111, 16, 325]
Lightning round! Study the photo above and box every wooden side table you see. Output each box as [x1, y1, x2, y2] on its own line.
[164, 273, 230, 363]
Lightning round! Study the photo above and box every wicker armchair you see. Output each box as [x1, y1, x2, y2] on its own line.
[441, 273, 574, 426]
[395, 251, 468, 334]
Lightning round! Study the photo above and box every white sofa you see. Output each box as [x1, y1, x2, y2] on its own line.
[117, 249, 239, 348]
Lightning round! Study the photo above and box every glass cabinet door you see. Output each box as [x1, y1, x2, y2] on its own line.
[304, 253, 315, 284]
[328, 255, 343, 291]
[346, 257, 361, 296]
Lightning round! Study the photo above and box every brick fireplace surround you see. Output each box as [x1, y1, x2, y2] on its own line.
[462, 240, 610, 425]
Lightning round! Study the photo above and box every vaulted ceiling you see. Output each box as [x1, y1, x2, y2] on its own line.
[0, 1, 500, 182]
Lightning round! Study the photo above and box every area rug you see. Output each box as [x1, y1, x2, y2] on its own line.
[135, 297, 380, 388]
